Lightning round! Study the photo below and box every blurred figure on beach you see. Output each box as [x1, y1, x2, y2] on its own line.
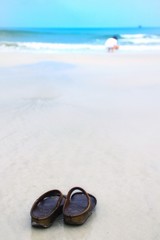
[105, 36, 119, 52]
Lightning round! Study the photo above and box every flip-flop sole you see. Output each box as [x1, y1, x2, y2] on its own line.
[63, 192, 97, 225]
[32, 196, 60, 218]
[64, 193, 96, 216]
[31, 191, 65, 228]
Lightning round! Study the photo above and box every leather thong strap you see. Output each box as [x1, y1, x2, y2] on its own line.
[65, 186, 91, 212]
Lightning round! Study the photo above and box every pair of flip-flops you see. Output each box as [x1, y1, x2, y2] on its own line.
[30, 187, 97, 228]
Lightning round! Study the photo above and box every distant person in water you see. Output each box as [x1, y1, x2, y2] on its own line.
[105, 36, 119, 52]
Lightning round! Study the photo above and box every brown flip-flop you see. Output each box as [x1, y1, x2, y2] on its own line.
[30, 189, 65, 228]
[63, 187, 97, 225]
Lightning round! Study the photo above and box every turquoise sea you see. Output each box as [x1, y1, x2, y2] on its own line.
[0, 27, 160, 53]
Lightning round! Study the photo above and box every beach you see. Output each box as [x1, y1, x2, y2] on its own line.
[0, 51, 160, 240]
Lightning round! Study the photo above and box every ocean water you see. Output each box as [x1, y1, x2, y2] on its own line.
[0, 27, 160, 53]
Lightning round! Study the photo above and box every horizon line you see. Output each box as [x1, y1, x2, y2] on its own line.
[0, 26, 160, 29]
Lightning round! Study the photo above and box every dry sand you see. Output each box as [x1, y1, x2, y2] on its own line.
[0, 51, 160, 240]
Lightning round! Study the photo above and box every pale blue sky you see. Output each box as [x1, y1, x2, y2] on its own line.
[0, 0, 160, 28]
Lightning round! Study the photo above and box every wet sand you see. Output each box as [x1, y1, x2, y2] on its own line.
[0, 51, 160, 240]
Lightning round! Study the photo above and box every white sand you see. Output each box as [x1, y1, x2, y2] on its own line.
[0, 51, 160, 240]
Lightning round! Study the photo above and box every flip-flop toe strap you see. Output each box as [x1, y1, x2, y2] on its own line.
[65, 187, 91, 212]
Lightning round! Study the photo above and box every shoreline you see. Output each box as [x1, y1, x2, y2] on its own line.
[1, 50, 160, 67]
